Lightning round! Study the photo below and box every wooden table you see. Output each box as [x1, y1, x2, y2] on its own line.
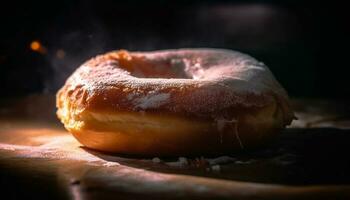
[0, 95, 349, 199]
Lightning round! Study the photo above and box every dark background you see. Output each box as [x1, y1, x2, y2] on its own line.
[1, 0, 349, 98]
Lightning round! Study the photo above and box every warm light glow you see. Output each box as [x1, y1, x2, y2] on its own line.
[30, 41, 41, 51]
[30, 40, 46, 54]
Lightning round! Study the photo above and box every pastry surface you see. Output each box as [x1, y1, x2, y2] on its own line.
[56, 48, 294, 155]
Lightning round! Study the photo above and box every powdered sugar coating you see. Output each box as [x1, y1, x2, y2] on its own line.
[58, 48, 293, 124]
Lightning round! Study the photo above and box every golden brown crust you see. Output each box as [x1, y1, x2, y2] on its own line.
[67, 102, 284, 156]
[56, 48, 294, 156]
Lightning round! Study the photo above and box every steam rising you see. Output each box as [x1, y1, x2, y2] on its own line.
[41, 2, 294, 94]
[43, 19, 109, 93]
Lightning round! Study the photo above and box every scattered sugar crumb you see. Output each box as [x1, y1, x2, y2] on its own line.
[211, 165, 221, 172]
[152, 157, 161, 163]
[162, 156, 237, 168]
[166, 157, 188, 167]
[179, 157, 188, 164]
[206, 156, 236, 165]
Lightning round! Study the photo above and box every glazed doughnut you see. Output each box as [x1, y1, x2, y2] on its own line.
[56, 48, 294, 156]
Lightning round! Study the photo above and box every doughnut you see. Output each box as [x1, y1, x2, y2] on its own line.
[56, 48, 294, 156]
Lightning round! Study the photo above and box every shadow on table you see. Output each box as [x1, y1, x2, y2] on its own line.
[83, 128, 350, 186]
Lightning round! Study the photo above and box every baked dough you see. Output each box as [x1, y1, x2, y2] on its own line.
[56, 49, 294, 155]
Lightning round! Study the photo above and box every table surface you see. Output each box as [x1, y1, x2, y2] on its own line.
[0, 95, 350, 200]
